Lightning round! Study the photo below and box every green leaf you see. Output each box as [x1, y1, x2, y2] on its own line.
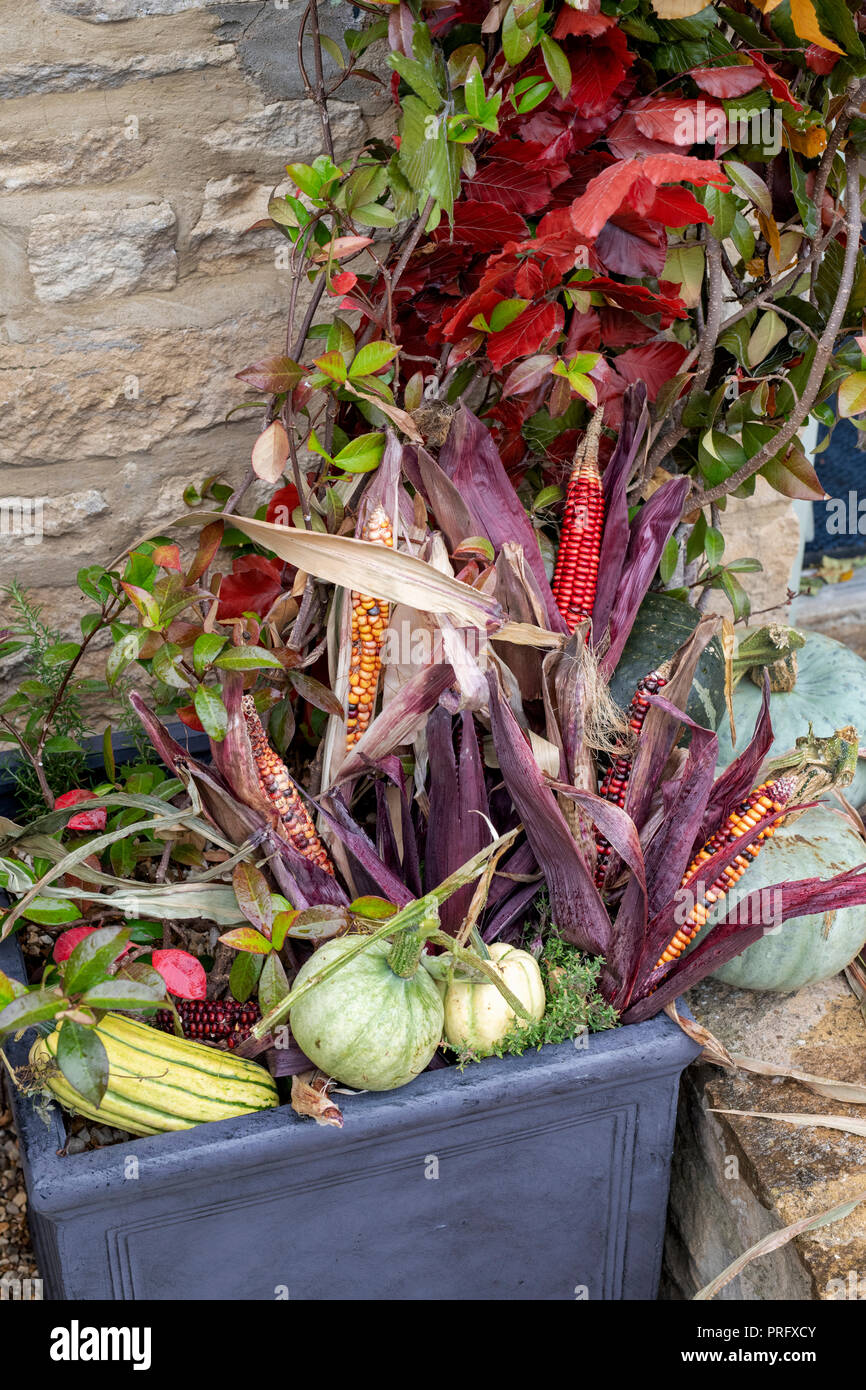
[288, 671, 344, 718]
[43, 735, 85, 755]
[213, 645, 283, 672]
[747, 310, 787, 368]
[397, 95, 461, 220]
[64, 925, 132, 996]
[193, 684, 228, 741]
[698, 429, 747, 486]
[659, 534, 679, 585]
[489, 298, 528, 332]
[0, 969, 26, 1009]
[229, 950, 263, 1004]
[43, 641, 81, 666]
[21, 895, 83, 927]
[723, 160, 771, 216]
[539, 34, 572, 99]
[193, 632, 228, 677]
[704, 525, 724, 568]
[79, 978, 166, 1011]
[258, 950, 290, 1016]
[56, 1019, 109, 1107]
[151, 641, 190, 691]
[313, 350, 348, 384]
[700, 185, 737, 242]
[838, 371, 866, 418]
[513, 79, 554, 114]
[503, 0, 536, 64]
[0, 987, 65, 1037]
[106, 629, 146, 686]
[349, 895, 398, 920]
[718, 569, 751, 622]
[332, 432, 386, 474]
[219, 926, 274, 955]
[388, 52, 444, 110]
[729, 210, 756, 264]
[232, 861, 273, 936]
[349, 341, 399, 378]
[286, 162, 323, 198]
[464, 58, 486, 118]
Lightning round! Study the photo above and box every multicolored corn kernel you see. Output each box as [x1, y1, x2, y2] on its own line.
[653, 774, 796, 969]
[242, 695, 334, 874]
[551, 412, 605, 633]
[346, 504, 393, 751]
[153, 998, 260, 1050]
[594, 670, 668, 887]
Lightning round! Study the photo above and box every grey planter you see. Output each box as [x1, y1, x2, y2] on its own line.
[1, 932, 698, 1301]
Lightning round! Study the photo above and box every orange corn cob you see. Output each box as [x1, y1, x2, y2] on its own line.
[241, 695, 334, 874]
[653, 774, 796, 969]
[594, 668, 668, 887]
[346, 504, 393, 751]
[551, 410, 605, 632]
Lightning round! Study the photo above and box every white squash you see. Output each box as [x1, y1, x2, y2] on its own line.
[443, 943, 545, 1055]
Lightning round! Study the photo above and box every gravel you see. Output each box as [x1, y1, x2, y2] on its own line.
[0, 1098, 37, 1287]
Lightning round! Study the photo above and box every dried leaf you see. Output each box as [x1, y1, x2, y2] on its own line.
[694, 1187, 866, 1300]
[728, 1055, 866, 1105]
[713, 1109, 866, 1139]
[721, 617, 736, 746]
[251, 421, 290, 484]
[291, 1070, 345, 1127]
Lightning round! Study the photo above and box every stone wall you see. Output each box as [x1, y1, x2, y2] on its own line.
[0, 0, 383, 695]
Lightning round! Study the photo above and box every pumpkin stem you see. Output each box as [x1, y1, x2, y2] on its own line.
[387, 924, 429, 978]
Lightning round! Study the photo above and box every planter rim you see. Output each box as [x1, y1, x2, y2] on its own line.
[0, 934, 699, 1218]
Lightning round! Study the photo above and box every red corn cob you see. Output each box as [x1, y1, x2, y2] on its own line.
[153, 999, 260, 1050]
[551, 409, 605, 632]
[594, 669, 668, 887]
[346, 504, 393, 751]
[653, 774, 796, 969]
[242, 695, 334, 874]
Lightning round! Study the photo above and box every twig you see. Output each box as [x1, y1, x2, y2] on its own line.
[690, 148, 863, 510]
[810, 77, 866, 303]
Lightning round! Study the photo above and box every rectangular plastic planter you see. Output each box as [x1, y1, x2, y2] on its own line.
[1, 931, 698, 1301]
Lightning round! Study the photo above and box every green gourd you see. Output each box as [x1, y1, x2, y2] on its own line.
[289, 934, 445, 1091]
[708, 805, 866, 992]
[443, 943, 546, 1055]
[717, 630, 866, 809]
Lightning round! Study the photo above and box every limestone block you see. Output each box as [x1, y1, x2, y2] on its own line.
[0, 128, 144, 191]
[190, 175, 279, 273]
[0, 276, 290, 466]
[27, 203, 178, 304]
[700, 476, 802, 624]
[663, 975, 866, 1300]
[203, 99, 365, 161]
[0, 46, 234, 99]
[36, 0, 223, 17]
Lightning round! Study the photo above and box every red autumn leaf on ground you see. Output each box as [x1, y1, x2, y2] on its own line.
[690, 65, 763, 98]
[54, 789, 107, 833]
[152, 948, 207, 1000]
[266, 483, 300, 525]
[176, 704, 206, 733]
[487, 301, 564, 370]
[53, 926, 97, 963]
[746, 50, 803, 111]
[216, 554, 286, 620]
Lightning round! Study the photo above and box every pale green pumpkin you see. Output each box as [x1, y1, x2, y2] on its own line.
[443, 943, 546, 1055]
[717, 631, 866, 809]
[289, 935, 444, 1091]
[707, 806, 866, 992]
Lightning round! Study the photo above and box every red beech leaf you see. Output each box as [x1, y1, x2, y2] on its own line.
[595, 212, 667, 278]
[486, 300, 564, 370]
[266, 483, 301, 525]
[553, 8, 612, 39]
[690, 65, 763, 98]
[217, 554, 285, 621]
[463, 140, 562, 214]
[614, 341, 689, 399]
[152, 948, 207, 1000]
[746, 49, 803, 111]
[570, 155, 729, 238]
[434, 199, 529, 250]
[645, 183, 714, 228]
